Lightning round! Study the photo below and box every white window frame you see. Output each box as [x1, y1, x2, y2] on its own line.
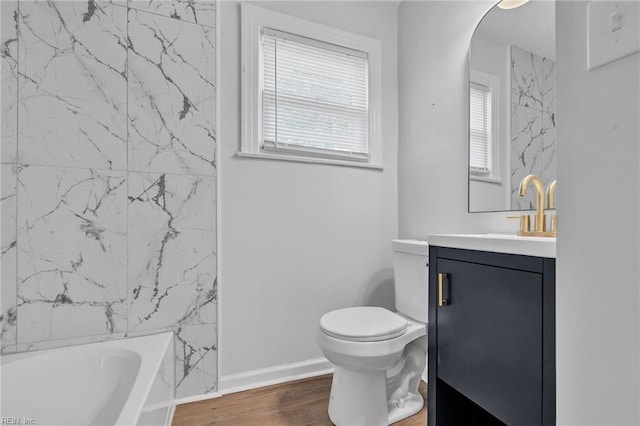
[469, 69, 501, 183]
[240, 3, 383, 169]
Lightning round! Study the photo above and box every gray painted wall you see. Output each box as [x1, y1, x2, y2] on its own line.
[219, 0, 400, 380]
[398, 0, 518, 240]
[557, 1, 640, 423]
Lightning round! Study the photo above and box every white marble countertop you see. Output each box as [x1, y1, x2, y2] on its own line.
[428, 233, 556, 258]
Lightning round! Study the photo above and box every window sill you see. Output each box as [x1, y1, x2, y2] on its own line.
[236, 151, 384, 170]
[470, 174, 503, 184]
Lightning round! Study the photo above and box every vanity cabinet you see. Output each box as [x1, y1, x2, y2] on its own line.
[428, 246, 555, 426]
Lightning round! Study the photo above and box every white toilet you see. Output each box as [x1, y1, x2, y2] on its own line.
[317, 239, 429, 426]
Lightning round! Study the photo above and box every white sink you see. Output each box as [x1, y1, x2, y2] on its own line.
[427, 233, 556, 258]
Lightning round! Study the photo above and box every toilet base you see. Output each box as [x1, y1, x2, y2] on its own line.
[388, 392, 423, 424]
[328, 367, 388, 426]
[386, 339, 426, 423]
[327, 367, 424, 425]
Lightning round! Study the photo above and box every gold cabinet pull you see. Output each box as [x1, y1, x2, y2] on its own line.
[438, 273, 448, 307]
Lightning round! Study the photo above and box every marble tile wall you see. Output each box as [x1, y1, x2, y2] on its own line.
[510, 45, 556, 210]
[1, 0, 19, 354]
[0, 0, 217, 399]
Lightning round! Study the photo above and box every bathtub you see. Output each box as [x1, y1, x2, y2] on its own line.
[0, 332, 175, 426]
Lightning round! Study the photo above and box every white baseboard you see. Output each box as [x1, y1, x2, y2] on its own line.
[217, 357, 334, 396]
[173, 358, 333, 407]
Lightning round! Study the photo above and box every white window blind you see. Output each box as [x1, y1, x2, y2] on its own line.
[262, 28, 370, 161]
[469, 82, 491, 173]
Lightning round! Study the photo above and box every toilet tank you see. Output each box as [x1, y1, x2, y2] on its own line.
[391, 239, 429, 323]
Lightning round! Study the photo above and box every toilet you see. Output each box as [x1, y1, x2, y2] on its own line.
[317, 239, 429, 426]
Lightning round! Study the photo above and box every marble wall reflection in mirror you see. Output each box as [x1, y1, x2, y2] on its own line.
[468, 0, 556, 212]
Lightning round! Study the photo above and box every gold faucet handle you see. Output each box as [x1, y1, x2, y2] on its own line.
[549, 214, 557, 234]
[507, 215, 530, 235]
[546, 180, 557, 209]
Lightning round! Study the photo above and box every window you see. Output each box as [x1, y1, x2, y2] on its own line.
[469, 82, 491, 173]
[469, 69, 500, 182]
[262, 29, 369, 161]
[240, 4, 383, 168]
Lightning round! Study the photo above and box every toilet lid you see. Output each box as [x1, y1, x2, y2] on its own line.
[320, 307, 408, 342]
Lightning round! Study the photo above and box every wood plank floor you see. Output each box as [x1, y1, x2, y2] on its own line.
[173, 374, 427, 426]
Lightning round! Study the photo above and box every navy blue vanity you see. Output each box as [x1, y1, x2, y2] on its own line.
[428, 235, 556, 426]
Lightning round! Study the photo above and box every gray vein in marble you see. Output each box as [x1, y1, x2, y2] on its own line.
[128, 10, 216, 174]
[129, 174, 179, 304]
[47, 2, 126, 80]
[126, 0, 216, 28]
[22, 170, 125, 233]
[1, 164, 18, 349]
[17, 1, 127, 169]
[175, 324, 217, 395]
[17, 166, 127, 342]
[513, 114, 545, 170]
[1, 2, 19, 164]
[0, 308, 17, 334]
[128, 172, 216, 331]
[510, 46, 556, 210]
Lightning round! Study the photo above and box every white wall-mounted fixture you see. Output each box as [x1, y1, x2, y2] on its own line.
[587, 0, 640, 70]
[497, 0, 530, 10]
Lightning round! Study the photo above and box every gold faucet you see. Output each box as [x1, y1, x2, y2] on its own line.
[547, 180, 557, 209]
[519, 174, 546, 233]
[516, 174, 556, 237]
[547, 180, 557, 235]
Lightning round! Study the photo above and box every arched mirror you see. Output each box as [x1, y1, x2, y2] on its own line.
[468, 0, 556, 212]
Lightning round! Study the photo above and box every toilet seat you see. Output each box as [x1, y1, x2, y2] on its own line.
[319, 307, 409, 342]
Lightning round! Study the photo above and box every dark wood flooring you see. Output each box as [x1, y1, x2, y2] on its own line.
[173, 374, 427, 426]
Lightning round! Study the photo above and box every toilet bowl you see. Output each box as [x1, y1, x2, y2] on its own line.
[317, 240, 430, 426]
[317, 307, 427, 425]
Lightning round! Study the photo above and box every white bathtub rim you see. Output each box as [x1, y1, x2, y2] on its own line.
[1, 331, 174, 426]
[113, 332, 174, 425]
